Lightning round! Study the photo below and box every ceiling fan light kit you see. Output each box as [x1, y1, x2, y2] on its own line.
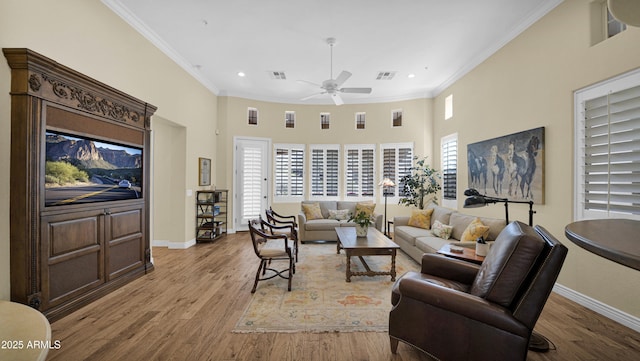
[299, 37, 373, 105]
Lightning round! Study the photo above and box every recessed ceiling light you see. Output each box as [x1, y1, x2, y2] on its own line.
[237, 72, 246, 77]
[408, 73, 416, 78]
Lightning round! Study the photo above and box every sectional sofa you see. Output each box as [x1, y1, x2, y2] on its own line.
[393, 203, 506, 262]
[297, 200, 383, 243]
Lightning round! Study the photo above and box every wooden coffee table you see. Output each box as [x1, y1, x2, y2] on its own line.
[335, 227, 400, 282]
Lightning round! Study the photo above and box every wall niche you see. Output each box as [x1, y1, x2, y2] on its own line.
[4, 48, 156, 321]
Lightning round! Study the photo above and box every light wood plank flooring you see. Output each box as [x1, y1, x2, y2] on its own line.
[47, 232, 640, 360]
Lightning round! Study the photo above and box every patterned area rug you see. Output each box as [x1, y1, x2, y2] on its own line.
[233, 242, 420, 333]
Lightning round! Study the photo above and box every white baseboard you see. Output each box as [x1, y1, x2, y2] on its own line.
[553, 283, 640, 333]
[152, 238, 196, 249]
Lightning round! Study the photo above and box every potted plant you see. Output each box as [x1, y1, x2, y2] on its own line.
[349, 211, 372, 237]
[398, 156, 442, 209]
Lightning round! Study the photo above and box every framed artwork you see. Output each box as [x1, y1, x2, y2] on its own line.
[198, 157, 211, 186]
[467, 127, 545, 204]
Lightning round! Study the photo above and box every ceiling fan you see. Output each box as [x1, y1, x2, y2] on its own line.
[299, 38, 372, 105]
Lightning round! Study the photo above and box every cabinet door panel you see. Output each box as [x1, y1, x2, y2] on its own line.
[42, 210, 105, 308]
[106, 207, 144, 280]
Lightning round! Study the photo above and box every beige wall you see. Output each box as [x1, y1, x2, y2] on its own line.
[0, 0, 218, 299]
[433, 0, 640, 317]
[216, 96, 433, 223]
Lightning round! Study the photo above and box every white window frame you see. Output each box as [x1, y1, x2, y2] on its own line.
[273, 143, 305, 202]
[344, 144, 376, 201]
[574, 68, 640, 221]
[380, 142, 414, 203]
[247, 107, 258, 126]
[441, 133, 458, 209]
[309, 144, 340, 200]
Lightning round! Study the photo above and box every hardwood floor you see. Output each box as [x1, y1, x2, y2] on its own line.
[47, 232, 640, 361]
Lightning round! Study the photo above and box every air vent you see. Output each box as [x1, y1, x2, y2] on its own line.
[376, 71, 396, 80]
[268, 71, 287, 80]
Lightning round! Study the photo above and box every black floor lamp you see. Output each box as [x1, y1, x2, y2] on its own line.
[463, 188, 548, 352]
[380, 178, 396, 236]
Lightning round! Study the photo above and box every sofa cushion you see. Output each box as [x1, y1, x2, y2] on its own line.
[460, 217, 490, 242]
[336, 201, 357, 216]
[355, 202, 376, 219]
[328, 209, 350, 220]
[301, 202, 324, 220]
[431, 220, 453, 240]
[450, 213, 505, 241]
[394, 226, 433, 247]
[415, 236, 449, 253]
[408, 208, 434, 229]
[469, 221, 545, 307]
[426, 204, 455, 228]
[304, 218, 340, 230]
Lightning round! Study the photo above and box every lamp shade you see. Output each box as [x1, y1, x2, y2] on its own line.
[379, 178, 396, 187]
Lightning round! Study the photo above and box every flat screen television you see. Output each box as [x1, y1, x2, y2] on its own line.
[45, 130, 143, 207]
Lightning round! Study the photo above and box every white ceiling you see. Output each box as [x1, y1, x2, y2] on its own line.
[103, 0, 563, 105]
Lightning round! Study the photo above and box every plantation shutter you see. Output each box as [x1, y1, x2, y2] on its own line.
[441, 135, 458, 200]
[345, 145, 375, 198]
[583, 84, 640, 215]
[381, 143, 413, 197]
[310, 145, 340, 198]
[274, 144, 304, 200]
[241, 146, 263, 219]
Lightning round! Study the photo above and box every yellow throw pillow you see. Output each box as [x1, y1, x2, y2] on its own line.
[355, 202, 376, 219]
[407, 208, 434, 229]
[461, 218, 490, 242]
[301, 203, 323, 220]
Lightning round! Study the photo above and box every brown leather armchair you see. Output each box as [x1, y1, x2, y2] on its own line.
[389, 221, 567, 361]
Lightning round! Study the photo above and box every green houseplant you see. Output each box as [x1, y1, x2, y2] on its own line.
[349, 211, 372, 237]
[398, 156, 442, 209]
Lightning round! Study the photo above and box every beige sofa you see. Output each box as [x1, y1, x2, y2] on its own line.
[393, 204, 506, 262]
[298, 201, 383, 243]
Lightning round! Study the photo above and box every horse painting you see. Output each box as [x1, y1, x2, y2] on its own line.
[467, 127, 544, 204]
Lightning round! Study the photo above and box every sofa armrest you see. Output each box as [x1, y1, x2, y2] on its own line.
[393, 216, 410, 227]
[420, 254, 480, 284]
[373, 213, 383, 231]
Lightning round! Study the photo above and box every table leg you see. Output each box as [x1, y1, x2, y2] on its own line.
[390, 249, 397, 281]
[346, 252, 352, 282]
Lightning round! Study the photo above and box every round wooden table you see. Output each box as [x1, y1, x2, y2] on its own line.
[565, 218, 640, 271]
[0, 301, 51, 361]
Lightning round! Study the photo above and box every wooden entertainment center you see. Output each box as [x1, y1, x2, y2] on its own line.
[4, 48, 156, 321]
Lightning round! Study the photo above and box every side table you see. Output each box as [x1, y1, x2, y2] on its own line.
[437, 244, 485, 265]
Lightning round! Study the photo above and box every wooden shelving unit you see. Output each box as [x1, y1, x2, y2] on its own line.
[196, 190, 228, 242]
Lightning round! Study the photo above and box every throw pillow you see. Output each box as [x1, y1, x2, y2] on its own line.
[301, 202, 323, 220]
[431, 220, 453, 240]
[460, 217, 490, 242]
[355, 202, 376, 220]
[407, 208, 434, 229]
[328, 209, 350, 221]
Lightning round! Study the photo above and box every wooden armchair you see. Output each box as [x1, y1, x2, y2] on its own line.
[248, 218, 295, 293]
[265, 207, 299, 261]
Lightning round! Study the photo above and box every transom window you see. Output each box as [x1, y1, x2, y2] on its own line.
[392, 110, 403, 127]
[320, 113, 330, 130]
[248, 108, 258, 125]
[285, 111, 295, 128]
[356, 112, 366, 129]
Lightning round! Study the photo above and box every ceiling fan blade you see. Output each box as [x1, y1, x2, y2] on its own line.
[340, 87, 372, 94]
[297, 79, 322, 88]
[334, 71, 352, 87]
[331, 93, 344, 106]
[301, 92, 325, 101]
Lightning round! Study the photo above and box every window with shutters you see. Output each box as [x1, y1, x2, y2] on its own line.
[344, 144, 375, 200]
[248, 108, 258, 125]
[441, 134, 458, 207]
[285, 111, 295, 128]
[574, 68, 640, 220]
[309, 144, 340, 199]
[392, 109, 403, 127]
[380, 143, 413, 199]
[320, 113, 330, 130]
[273, 144, 305, 202]
[355, 112, 366, 130]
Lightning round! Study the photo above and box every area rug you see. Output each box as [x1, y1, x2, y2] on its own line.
[233, 243, 420, 333]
